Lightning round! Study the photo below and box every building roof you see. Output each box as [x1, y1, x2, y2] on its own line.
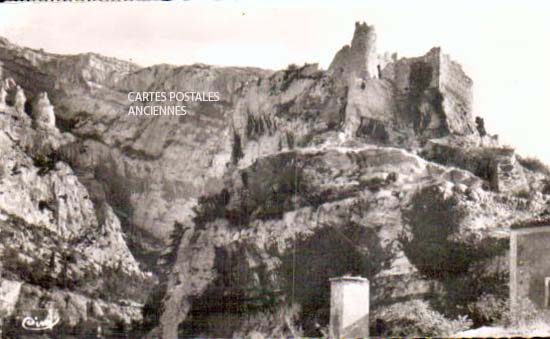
[511, 216, 550, 230]
[329, 275, 369, 283]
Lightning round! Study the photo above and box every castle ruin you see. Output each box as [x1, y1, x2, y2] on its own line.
[331, 22, 476, 143]
[329, 21, 378, 81]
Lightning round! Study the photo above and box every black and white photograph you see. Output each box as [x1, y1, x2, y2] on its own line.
[0, 1, 550, 338]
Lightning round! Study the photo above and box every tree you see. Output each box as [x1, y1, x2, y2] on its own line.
[48, 251, 56, 273]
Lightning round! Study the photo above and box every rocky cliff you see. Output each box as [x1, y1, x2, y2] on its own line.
[0, 21, 549, 338]
[0, 88, 153, 336]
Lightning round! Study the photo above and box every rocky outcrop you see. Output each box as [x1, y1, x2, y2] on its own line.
[14, 85, 26, 115]
[0, 23, 480, 249]
[421, 140, 529, 193]
[0, 279, 142, 327]
[158, 145, 547, 337]
[0, 84, 6, 107]
[0, 78, 150, 333]
[32, 92, 56, 129]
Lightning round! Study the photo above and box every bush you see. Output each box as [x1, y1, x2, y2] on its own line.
[32, 151, 59, 176]
[2, 247, 56, 289]
[99, 265, 155, 303]
[278, 222, 394, 336]
[231, 132, 244, 164]
[363, 177, 389, 192]
[232, 303, 302, 338]
[518, 156, 550, 175]
[400, 186, 509, 325]
[505, 296, 550, 330]
[467, 293, 508, 326]
[373, 299, 472, 337]
[515, 189, 533, 199]
[400, 186, 468, 276]
[542, 179, 550, 195]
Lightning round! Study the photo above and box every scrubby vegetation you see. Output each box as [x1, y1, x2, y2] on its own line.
[177, 218, 395, 338]
[456, 298, 550, 336]
[279, 222, 395, 336]
[517, 155, 550, 175]
[231, 132, 244, 164]
[467, 293, 508, 326]
[232, 304, 303, 338]
[31, 150, 60, 175]
[194, 152, 305, 228]
[400, 186, 509, 328]
[269, 63, 323, 94]
[373, 299, 473, 336]
[542, 179, 550, 195]
[0, 214, 153, 304]
[2, 243, 153, 304]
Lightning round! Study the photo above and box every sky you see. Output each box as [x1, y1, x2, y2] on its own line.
[0, 0, 549, 164]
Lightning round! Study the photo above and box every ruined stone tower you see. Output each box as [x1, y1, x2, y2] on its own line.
[329, 22, 377, 81]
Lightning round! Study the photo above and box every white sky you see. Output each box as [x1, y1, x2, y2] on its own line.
[0, 0, 549, 164]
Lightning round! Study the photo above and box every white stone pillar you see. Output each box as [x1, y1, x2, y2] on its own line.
[32, 92, 56, 128]
[14, 86, 26, 114]
[0, 85, 6, 108]
[330, 276, 369, 338]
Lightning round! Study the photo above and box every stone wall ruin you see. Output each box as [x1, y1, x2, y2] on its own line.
[510, 223, 550, 318]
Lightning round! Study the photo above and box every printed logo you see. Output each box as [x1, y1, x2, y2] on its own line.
[21, 308, 60, 331]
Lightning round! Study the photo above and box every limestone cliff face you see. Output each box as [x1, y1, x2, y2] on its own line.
[158, 145, 547, 338]
[0, 99, 150, 332]
[0, 23, 478, 248]
[0, 21, 549, 338]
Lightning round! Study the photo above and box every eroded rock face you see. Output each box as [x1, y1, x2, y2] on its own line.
[0, 25, 478, 248]
[158, 146, 547, 338]
[0, 99, 149, 332]
[0, 279, 142, 327]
